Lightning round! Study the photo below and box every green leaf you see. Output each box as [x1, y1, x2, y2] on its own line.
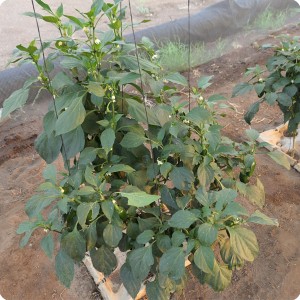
[186, 107, 211, 125]
[77, 186, 96, 196]
[23, 11, 43, 19]
[254, 82, 265, 95]
[247, 210, 278, 226]
[160, 186, 179, 211]
[232, 82, 253, 97]
[2, 88, 29, 118]
[79, 147, 98, 166]
[55, 94, 86, 135]
[220, 238, 244, 270]
[61, 229, 86, 262]
[169, 167, 194, 191]
[77, 203, 93, 228]
[86, 222, 97, 251]
[159, 247, 185, 280]
[41, 234, 54, 258]
[120, 132, 147, 148]
[42, 15, 59, 24]
[64, 15, 84, 28]
[36, 0, 53, 13]
[62, 126, 85, 159]
[204, 262, 232, 291]
[197, 164, 214, 187]
[35, 132, 62, 164]
[100, 128, 115, 153]
[103, 223, 122, 247]
[198, 75, 213, 89]
[157, 235, 172, 253]
[126, 98, 160, 126]
[277, 92, 292, 106]
[207, 94, 226, 103]
[194, 245, 215, 274]
[265, 92, 278, 105]
[146, 279, 170, 300]
[87, 82, 105, 97]
[25, 194, 57, 218]
[55, 249, 74, 288]
[220, 202, 249, 217]
[197, 223, 218, 246]
[248, 178, 265, 208]
[108, 164, 135, 174]
[168, 210, 198, 229]
[52, 72, 73, 90]
[216, 188, 237, 203]
[43, 111, 57, 137]
[165, 73, 188, 86]
[227, 226, 259, 261]
[20, 230, 34, 248]
[16, 221, 36, 234]
[136, 230, 154, 244]
[101, 201, 114, 222]
[120, 263, 142, 298]
[90, 246, 117, 276]
[267, 150, 291, 170]
[245, 128, 260, 141]
[160, 162, 172, 178]
[43, 164, 57, 183]
[84, 166, 98, 187]
[119, 72, 140, 85]
[171, 231, 186, 247]
[128, 246, 154, 281]
[56, 3, 63, 17]
[244, 101, 260, 124]
[120, 189, 159, 207]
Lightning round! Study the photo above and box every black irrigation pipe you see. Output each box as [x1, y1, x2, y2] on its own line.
[0, 0, 298, 105]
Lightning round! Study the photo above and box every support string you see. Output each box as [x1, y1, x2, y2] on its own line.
[128, 0, 155, 161]
[31, 0, 70, 173]
[120, 0, 124, 113]
[188, 0, 191, 112]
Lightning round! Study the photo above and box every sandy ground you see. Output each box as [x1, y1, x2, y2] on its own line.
[0, 0, 300, 300]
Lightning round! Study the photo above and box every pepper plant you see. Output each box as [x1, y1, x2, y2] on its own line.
[233, 35, 300, 156]
[3, 0, 279, 299]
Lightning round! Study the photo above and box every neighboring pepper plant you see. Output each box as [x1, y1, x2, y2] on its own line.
[3, 1, 279, 299]
[233, 35, 300, 156]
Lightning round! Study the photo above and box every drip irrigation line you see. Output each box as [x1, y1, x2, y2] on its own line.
[31, 0, 70, 174]
[128, 0, 155, 161]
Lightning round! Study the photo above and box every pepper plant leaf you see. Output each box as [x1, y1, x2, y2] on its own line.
[35, 131, 62, 164]
[61, 228, 86, 262]
[103, 223, 122, 247]
[128, 246, 154, 281]
[101, 128, 115, 153]
[2, 88, 29, 118]
[197, 223, 218, 246]
[55, 94, 86, 135]
[41, 234, 54, 258]
[55, 249, 74, 288]
[194, 245, 215, 274]
[204, 262, 232, 291]
[247, 210, 279, 226]
[159, 247, 185, 280]
[90, 246, 117, 276]
[168, 210, 198, 229]
[120, 189, 160, 207]
[227, 226, 259, 262]
[120, 263, 142, 298]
